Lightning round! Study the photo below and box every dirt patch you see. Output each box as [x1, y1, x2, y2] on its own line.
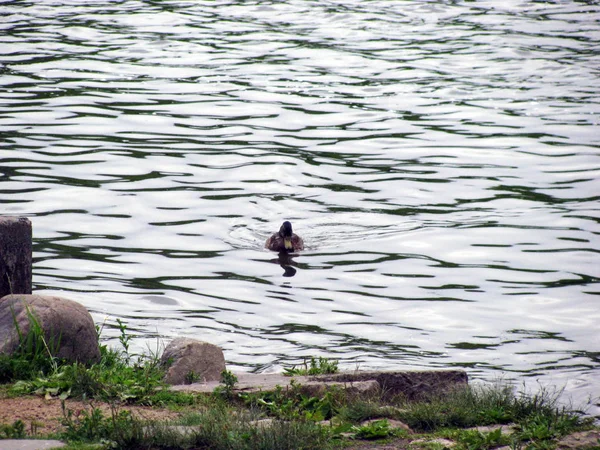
[0, 394, 180, 436]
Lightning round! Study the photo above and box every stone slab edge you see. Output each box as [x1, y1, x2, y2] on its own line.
[0, 440, 65, 450]
[170, 369, 468, 397]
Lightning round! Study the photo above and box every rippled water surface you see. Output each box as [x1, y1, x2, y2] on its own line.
[2, 0, 599, 416]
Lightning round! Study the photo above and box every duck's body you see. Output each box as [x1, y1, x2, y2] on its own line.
[265, 221, 304, 252]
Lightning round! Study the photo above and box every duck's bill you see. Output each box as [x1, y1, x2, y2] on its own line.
[284, 238, 293, 250]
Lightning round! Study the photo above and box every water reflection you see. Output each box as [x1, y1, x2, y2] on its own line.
[268, 252, 299, 278]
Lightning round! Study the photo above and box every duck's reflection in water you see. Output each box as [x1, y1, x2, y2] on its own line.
[270, 251, 298, 277]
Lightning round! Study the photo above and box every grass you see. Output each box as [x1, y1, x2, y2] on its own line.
[241, 379, 342, 422]
[3, 318, 172, 405]
[350, 419, 407, 440]
[0, 305, 61, 383]
[0, 419, 26, 439]
[283, 356, 339, 376]
[60, 401, 332, 450]
[394, 383, 586, 433]
[0, 314, 596, 449]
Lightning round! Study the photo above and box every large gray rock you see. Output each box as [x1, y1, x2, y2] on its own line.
[160, 337, 226, 385]
[0, 294, 100, 363]
[0, 216, 32, 298]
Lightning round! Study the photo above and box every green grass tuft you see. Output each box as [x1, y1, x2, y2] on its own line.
[60, 402, 332, 450]
[0, 306, 62, 383]
[283, 356, 339, 376]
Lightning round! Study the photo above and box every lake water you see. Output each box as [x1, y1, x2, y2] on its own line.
[1, 0, 599, 418]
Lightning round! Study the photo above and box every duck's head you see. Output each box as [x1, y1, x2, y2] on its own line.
[279, 221, 294, 250]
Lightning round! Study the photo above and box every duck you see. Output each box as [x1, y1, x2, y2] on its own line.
[265, 221, 304, 252]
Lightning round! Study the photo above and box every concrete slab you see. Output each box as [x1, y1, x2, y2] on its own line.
[0, 440, 65, 450]
[170, 369, 468, 400]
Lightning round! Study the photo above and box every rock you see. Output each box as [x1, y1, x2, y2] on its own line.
[296, 380, 380, 400]
[315, 370, 469, 400]
[170, 370, 469, 400]
[169, 369, 469, 409]
[0, 294, 100, 363]
[556, 430, 600, 449]
[0, 216, 32, 298]
[160, 338, 226, 385]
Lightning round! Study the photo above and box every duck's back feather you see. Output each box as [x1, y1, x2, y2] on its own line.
[265, 233, 304, 252]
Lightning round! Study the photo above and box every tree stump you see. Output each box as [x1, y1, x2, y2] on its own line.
[0, 216, 32, 298]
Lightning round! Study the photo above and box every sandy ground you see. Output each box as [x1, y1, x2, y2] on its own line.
[0, 394, 179, 436]
[0, 395, 415, 448]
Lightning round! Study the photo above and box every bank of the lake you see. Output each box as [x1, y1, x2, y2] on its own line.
[1, 329, 597, 450]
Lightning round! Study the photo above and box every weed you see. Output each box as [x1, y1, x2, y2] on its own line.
[116, 318, 132, 363]
[213, 369, 238, 399]
[517, 411, 581, 442]
[6, 317, 167, 405]
[337, 399, 395, 423]
[0, 419, 26, 439]
[452, 427, 507, 450]
[244, 380, 340, 422]
[59, 401, 332, 450]
[11, 349, 166, 403]
[145, 389, 201, 408]
[185, 370, 201, 384]
[179, 406, 332, 450]
[61, 403, 142, 447]
[0, 306, 62, 383]
[283, 356, 338, 376]
[351, 419, 401, 440]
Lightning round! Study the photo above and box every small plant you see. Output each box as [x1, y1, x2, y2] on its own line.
[351, 419, 400, 440]
[453, 427, 507, 450]
[337, 399, 393, 423]
[116, 318, 132, 363]
[145, 389, 201, 407]
[185, 370, 201, 384]
[244, 380, 340, 422]
[61, 403, 142, 446]
[61, 404, 109, 442]
[516, 411, 581, 442]
[213, 369, 238, 398]
[0, 420, 26, 439]
[283, 356, 338, 376]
